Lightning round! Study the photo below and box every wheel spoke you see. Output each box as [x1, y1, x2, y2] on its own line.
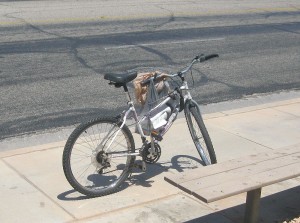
[62, 117, 135, 197]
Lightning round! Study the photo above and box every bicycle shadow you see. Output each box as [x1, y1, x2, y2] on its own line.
[128, 154, 205, 187]
[58, 164, 131, 201]
[57, 155, 204, 201]
[57, 174, 133, 201]
[57, 175, 127, 201]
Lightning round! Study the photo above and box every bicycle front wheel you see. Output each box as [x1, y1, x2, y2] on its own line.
[62, 117, 135, 197]
[185, 102, 217, 165]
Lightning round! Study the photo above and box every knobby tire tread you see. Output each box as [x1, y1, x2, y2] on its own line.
[62, 116, 135, 197]
[185, 104, 217, 165]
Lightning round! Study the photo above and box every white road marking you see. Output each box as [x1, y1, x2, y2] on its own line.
[104, 37, 225, 50]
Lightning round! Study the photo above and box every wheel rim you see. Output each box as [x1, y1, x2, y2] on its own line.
[189, 111, 212, 165]
[69, 122, 132, 192]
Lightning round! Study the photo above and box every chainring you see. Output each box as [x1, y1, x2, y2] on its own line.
[141, 142, 161, 164]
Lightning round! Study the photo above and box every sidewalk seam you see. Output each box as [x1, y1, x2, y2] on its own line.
[0, 144, 64, 159]
[205, 101, 300, 118]
[1, 158, 77, 222]
[178, 192, 237, 223]
[209, 124, 274, 151]
[272, 107, 300, 118]
[69, 193, 179, 223]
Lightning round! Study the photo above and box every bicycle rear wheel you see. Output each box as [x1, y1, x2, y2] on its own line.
[62, 117, 135, 197]
[185, 102, 217, 165]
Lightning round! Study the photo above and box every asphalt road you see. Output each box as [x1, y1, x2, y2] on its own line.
[0, 1, 300, 140]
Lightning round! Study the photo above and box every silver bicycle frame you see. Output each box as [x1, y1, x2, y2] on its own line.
[103, 102, 145, 158]
[104, 68, 196, 158]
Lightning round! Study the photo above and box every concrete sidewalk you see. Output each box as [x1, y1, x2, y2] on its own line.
[0, 96, 299, 223]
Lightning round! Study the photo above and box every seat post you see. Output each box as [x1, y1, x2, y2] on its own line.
[123, 84, 132, 102]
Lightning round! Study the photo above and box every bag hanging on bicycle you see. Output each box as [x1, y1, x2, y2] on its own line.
[133, 72, 179, 136]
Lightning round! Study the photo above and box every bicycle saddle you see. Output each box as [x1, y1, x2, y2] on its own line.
[104, 71, 137, 85]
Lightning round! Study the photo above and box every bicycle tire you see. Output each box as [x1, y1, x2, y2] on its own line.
[62, 117, 135, 197]
[184, 102, 217, 165]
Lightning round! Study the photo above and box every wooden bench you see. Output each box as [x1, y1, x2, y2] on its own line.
[164, 143, 300, 223]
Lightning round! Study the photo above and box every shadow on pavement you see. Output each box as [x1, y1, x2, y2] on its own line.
[184, 186, 300, 223]
[57, 189, 90, 201]
[129, 154, 204, 187]
[57, 154, 204, 200]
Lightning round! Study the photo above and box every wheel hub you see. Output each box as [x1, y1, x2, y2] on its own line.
[91, 151, 111, 172]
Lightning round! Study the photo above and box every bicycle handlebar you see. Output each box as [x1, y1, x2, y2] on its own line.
[140, 53, 219, 86]
[197, 54, 219, 62]
[177, 53, 219, 76]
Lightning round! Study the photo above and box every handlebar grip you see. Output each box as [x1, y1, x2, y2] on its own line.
[196, 54, 219, 62]
[204, 54, 219, 61]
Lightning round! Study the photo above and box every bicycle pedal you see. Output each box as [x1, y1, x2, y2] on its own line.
[133, 161, 147, 172]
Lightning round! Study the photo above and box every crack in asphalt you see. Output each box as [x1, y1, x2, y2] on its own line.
[152, 5, 176, 30]
[1, 10, 300, 139]
[3, 11, 100, 74]
[2, 10, 182, 73]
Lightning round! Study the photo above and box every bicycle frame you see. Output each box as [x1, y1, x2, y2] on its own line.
[104, 54, 220, 157]
[104, 79, 193, 158]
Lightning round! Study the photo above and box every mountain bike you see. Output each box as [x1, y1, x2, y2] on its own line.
[62, 54, 218, 197]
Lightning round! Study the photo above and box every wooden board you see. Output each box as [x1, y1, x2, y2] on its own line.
[165, 144, 300, 185]
[164, 144, 300, 203]
[193, 162, 300, 202]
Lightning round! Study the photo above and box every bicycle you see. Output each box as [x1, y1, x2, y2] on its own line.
[62, 54, 218, 197]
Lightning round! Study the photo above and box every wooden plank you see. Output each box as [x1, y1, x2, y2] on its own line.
[165, 144, 300, 185]
[173, 152, 300, 194]
[192, 162, 300, 203]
